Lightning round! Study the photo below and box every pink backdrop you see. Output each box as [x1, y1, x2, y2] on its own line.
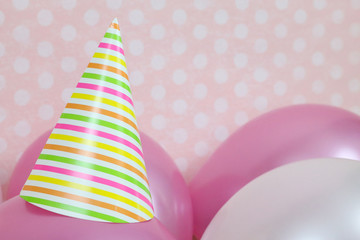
[1, 0, 360, 192]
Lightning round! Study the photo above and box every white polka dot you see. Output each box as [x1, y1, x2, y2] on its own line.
[173, 69, 187, 85]
[255, 9, 268, 24]
[330, 65, 343, 79]
[173, 9, 187, 25]
[331, 93, 343, 106]
[293, 66, 306, 80]
[214, 98, 228, 113]
[332, 10, 344, 24]
[194, 141, 209, 157]
[14, 89, 30, 106]
[348, 78, 360, 92]
[130, 70, 144, 86]
[194, 112, 208, 128]
[62, 0, 76, 10]
[214, 125, 229, 142]
[0, 75, 5, 91]
[12, 0, 28, 10]
[193, 54, 208, 69]
[236, 0, 249, 9]
[38, 104, 54, 120]
[37, 41, 53, 57]
[312, 52, 324, 66]
[214, 68, 228, 84]
[273, 52, 287, 67]
[0, 138, 7, 153]
[172, 38, 187, 55]
[61, 56, 77, 73]
[214, 9, 228, 25]
[0, 11, 4, 26]
[276, 0, 288, 10]
[234, 82, 248, 97]
[151, 24, 165, 40]
[274, 23, 287, 38]
[38, 72, 54, 89]
[214, 38, 228, 54]
[84, 40, 97, 57]
[152, 115, 167, 130]
[234, 53, 248, 68]
[194, 84, 207, 99]
[314, 0, 327, 10]
[172, 99, 187, 115]
[294, 9, 307, 24]
[13, 57, 30, 74]
[134, 101, 144, 116]
[61, 25, 77, 41]
[253, 68, 268, 82]
[129, 40, 144, 56]
[235, 111, 248, 126]
[0, 42, 5, 58]
[61, 88, 74, 102]
[84, 9, 99, 26]
[193, 24, 207, 39]
[174, 157, 188, 173]
[234, 24, 248, 39]
[312, 80, 325, 94]
[151, 55, 166, 70]
[151, 0, 166, 10]
[254, 96, 268, 111]
[274, 81, 287, 96]
[351, 0, 360, 9]
[0, 107, 7, 123]
[173, 128, 188, 143]
[14, 120, 31, 137]
[106, 0, 122, 9]
[254, 38, 268, 53]
[292, 95, 307, 104]
[312, 23, 325, 37]
[129, 10, 144, 25]
[330, 38, 343, 51]
[350, 23, 360, 37]
[194, 0, 209, 10]
[349, 51, 360, 65]
[293, 38, 306, 52]
[37, 9, 53, 27]
[151, 85, 166, 101]
[12, 25, 30, 43]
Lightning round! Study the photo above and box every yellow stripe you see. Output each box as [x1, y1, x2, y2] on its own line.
[71, 93, 135, 119]
[28, 175, 153, 218]
[93, 52, 127, 68]
[49, 133, 146, 171]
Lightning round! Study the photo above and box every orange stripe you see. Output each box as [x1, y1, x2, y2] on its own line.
[23, 185, 145, 221]
[87, 63, 128, 81]
[110, 23, 120, 30]
[65, 103, 138, 131]
[44, 144, 148, 184]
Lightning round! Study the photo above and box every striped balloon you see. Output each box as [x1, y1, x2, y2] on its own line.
[20, 18, 154, 223]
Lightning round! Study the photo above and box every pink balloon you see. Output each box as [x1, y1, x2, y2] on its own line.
[7, 131, 192, 240]
[189, 104, 360, 238]
[0, 196, 174, 240]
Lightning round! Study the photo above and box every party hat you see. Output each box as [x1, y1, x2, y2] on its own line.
[20, 18, 154, 223]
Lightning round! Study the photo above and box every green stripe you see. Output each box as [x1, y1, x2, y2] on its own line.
[60, 113, 140, 144]
[104, 32, 122, 43]
[20, 195, 128, 223]
[39, 154, 150, 196]
[81, 73, 131, 94]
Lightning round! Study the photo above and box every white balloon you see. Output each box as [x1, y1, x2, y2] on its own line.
[202, 158, 360, 240]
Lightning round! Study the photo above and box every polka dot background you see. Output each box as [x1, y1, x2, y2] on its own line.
[1, 0, 360, 193]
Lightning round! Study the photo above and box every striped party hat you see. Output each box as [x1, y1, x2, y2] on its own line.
[20, 18, 154, 223]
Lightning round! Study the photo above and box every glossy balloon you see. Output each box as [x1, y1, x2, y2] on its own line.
[202, 158, 360, 239]
[7, 131, 192, 240]
[190, 104, 360, 238]
[0, 196, 174, 240]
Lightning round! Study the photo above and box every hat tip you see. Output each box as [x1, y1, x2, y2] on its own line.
[112, 18, 119, 25]
[109, 18, 120, 31]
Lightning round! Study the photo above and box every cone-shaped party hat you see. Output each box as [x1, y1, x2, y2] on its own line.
[20, 18, 154, 223]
